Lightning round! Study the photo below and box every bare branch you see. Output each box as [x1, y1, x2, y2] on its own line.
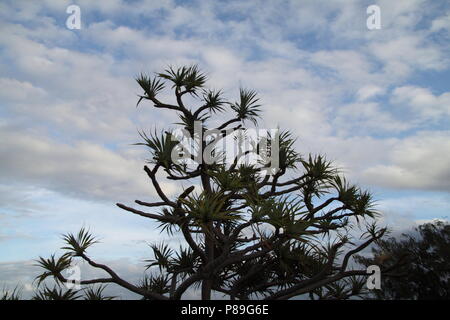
[116, 203, 178, 223]
[79, 253, 169, 300]
[143, 165, 177, 207]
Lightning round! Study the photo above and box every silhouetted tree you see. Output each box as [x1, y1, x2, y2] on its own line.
[356, 220, 450, 300]
[35, 65, 392, 300]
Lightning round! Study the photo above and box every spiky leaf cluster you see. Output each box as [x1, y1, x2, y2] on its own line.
[230, 88, 261, 125]
[158, 65, 207, 94]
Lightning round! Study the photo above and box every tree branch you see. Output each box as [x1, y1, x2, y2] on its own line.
[79, 253, 169, 300]
[143, 165, 177, 207]
[116, 203, 179, 223]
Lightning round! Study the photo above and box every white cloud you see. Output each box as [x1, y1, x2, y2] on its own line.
[0, 78, 47, 102]
[310, 50, 377, 85]
[0, 0, 448, 198]
[362, 131, 450, 191]
[391, 85, 450, 121]
[369, 35, 446, 78]
[431, 13, 450, 33]
[0, 124, 180, 203]
[356, 85, 385, 101]
[333, 101, 411, 134]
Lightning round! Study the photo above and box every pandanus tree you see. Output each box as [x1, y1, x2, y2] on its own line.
[35, 65, 391, 300]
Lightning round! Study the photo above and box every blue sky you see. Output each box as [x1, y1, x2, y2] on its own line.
[0, 0, 449, 297]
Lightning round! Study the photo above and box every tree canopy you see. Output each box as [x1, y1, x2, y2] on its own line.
[356, 220, 450, 300]
[31, 65, 396, 300]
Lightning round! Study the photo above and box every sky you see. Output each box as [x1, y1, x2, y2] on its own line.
[0, 0, 449, 298]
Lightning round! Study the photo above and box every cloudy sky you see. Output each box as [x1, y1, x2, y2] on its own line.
[0, 0, 449, 298]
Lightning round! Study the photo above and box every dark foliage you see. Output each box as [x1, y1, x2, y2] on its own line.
[356, 220, 450, 300]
